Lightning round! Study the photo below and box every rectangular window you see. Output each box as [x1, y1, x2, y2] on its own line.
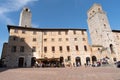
[33, 31, 36, 35]
[14, 29, 18, 33]
[58, 38, 62, 41]
[51, 38, 54, 42]
[73, 30, 76, 34]
[84, 45, 87, 51]
[44, 38, 47, 42]
[22, 30, 25, 34]
[44, 47, 47, 53]
[52, 46, 55, 52]
[81, 31, 84, 35]
[11, 46, 16, 52]
[67, 56, 71, 61]
[13, 37, 17, 41]
[117, 36, 119, 40]
[33, 38, 36, 42]
[74, 38, 77, 41]
[44, 32, 47, 35]
[59, 46, 62, 52]
[76, 45, 79, 51]
[66, 38, 69, 41]
[65, 31, 68, 35]
[83, 38, 86, 41]
[96, 30, 98, 33]
[104, 24, 106, 27]
[67, 46, 70, 52]
[20, 38, 25, 42]
[58, 31, 61, 35]
[20, 46, 24, 52]
[32, 46, 36, 52]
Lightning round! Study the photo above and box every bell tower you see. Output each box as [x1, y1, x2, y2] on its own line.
[87, 3, 119, 61]
[87, 4, 114, 47]
[19, 7, 32, 27]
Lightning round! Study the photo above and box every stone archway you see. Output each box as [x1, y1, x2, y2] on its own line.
[60, 56, 64, 64]
[75, 57, 81, 67]
[86, 57, 90, 65]
[60, 56, 64, 67]
[92, 56, 97, 64]
[18, 57, 24, 67]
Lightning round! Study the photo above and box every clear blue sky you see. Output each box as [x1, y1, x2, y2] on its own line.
[0, 0, 120, 57]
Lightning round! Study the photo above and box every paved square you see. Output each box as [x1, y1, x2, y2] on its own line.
[0, 67, 120, 80]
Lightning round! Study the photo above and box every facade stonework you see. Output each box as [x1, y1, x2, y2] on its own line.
[4, 25, 90, 67]
[87, 4, 120, 63]
[1, 4, 120, 67]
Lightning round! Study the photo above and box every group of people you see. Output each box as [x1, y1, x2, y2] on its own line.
[31, 58, 111, 68]
[32, 61, 65, 68]
[32, 61, 46, 68]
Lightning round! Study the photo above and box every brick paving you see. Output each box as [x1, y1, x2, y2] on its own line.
[0, 66, 120, 80]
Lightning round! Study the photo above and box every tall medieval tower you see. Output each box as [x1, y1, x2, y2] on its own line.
[87, 4, 118, 59]
[19, 7, 32, 27]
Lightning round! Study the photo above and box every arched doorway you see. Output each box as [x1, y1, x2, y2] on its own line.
[60, 56, 64, 67]
[31, 57, 36, 67]
[86, 57, 90, 65]
[75, 57, 81, 67]
[18, 57, 24, 67]
[60, 57, 64, 64]
[92, 56, 97, 64]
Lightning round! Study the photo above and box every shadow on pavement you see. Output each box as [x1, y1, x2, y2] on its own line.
[0, 67, 10, 72]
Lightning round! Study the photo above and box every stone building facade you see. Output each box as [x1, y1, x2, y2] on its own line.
[87, 4, 120, 63]
[5, 24, 90, 67]
[1, 3, 120, 67]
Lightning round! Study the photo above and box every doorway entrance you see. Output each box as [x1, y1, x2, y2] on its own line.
[18, 57, 24, 67]
[92, 56, 97, 64]
[75, 57, 81, 67]
[60, 56, 64, 67]
[31, 57, 36, 67]
[86, 57, 90, 65]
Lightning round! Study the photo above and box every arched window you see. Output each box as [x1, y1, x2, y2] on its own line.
[110, 44, 114, 53]
[84, 45, 87, 51]
[25, 8, 28, 12]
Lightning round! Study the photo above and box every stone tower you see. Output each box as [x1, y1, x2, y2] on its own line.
[87, 4, 118, 54]
[19, 7, 32, 27]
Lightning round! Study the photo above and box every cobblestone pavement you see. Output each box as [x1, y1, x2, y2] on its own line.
[0, 66, 120, 80]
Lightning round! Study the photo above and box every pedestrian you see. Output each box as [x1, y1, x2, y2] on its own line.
[25, 62, 27, 67]
[84, 63, 87, 67]
[73, 63, 75, 67]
